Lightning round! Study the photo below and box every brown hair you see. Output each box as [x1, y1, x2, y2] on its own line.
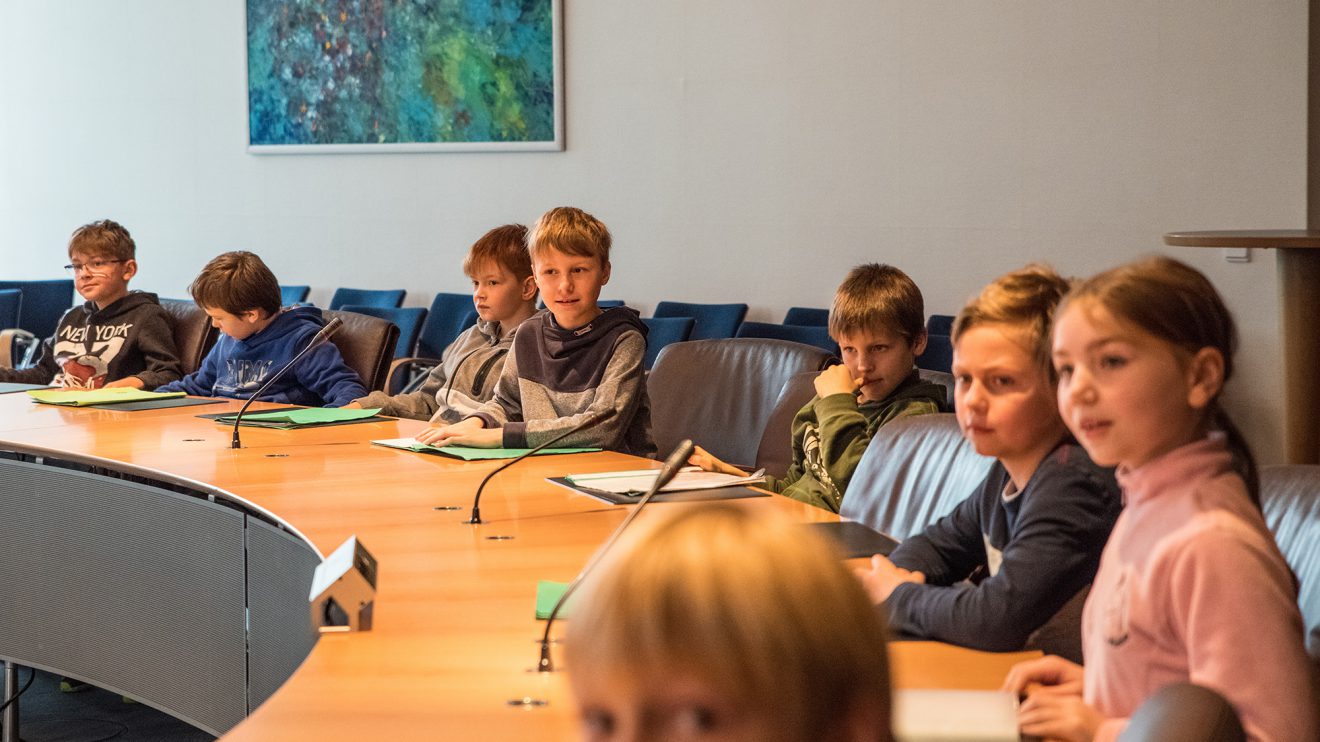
[526, 206, 611, 266]
[1060, 256, 1258, 505]
[188, 251, 281, 317]
[462, 224, 533, 282]
[564, 504, 892, 742]
[68, 219, 136, 262]
[828, 263, 925, 344]
[953, 264, 1072, 382]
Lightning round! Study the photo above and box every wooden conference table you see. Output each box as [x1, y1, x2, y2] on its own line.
[0, 392, 1033, 740]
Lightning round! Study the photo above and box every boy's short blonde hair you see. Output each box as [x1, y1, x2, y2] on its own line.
[564, 504, 892, 741]
[189, 251, 282, 317]
[462, 224, 533, 282]
[69, 219, 135, 262]
[953, 264, 1071, 381]
[829, 263, 925, 344]
[526, 206, 611, 266]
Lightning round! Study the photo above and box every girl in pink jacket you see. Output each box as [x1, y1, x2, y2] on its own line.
[1004, 256, 1315, 742]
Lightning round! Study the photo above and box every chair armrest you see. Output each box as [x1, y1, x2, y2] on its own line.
[0, 328, 37, 370]
[386, 356, 442, 395]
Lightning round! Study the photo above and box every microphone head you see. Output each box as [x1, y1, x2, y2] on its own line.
[319, 316, 345, 338]
[653, 439, 695, 491]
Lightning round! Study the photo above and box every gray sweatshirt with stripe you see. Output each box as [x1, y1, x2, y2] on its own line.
[470, 307, 656, 457]
[353, 317, 515, 423]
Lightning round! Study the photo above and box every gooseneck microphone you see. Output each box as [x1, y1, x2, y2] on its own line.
[230, 316, 344, 449]
[465, 409, 614, 524]
[536, 438, 695, 673]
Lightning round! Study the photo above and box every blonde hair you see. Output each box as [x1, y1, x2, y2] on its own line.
[953, 264, 1071, 382]
[526, 206, 611, 266]
[829, 263, 925, 344]
[462, 224, 532, 282]
[564, 504, 892, 742]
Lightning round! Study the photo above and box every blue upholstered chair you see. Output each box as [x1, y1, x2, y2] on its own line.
[735, 321, 837, 355]
[0, 289, 20, 329]
[417, 293, 479, 359]
[652, 301, 748, 341]
[328, 287, 406, 311]
[927, 314, 955, 336]
[641, 316, 694, 370]
[280, 285, 311, 306]
[783, 306, 829, 326]
[339, 305, 427, 360]
[917, 334, 953, 374]
[0, 279, 75, 340]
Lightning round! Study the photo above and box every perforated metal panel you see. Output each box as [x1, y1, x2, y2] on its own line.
[246, 517, 320, 712]
[0, 458, 247, 735]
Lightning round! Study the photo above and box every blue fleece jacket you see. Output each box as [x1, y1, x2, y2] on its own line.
[157, 306, 366, 407]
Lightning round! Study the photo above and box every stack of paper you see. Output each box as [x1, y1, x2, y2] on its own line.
[27, 388, 185, 407]
[892, 689, 1019, 742]
[372, 438, 599, 460]
[564, 466, 765, 495]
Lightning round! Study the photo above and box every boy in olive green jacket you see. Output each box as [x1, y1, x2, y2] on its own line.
[692, 264, 945, 512]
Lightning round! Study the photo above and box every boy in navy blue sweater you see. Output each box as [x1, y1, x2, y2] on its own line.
[157, 251, 366, 406]
[857, 266, 1121, 662]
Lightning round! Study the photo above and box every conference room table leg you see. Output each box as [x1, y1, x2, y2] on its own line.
[2, 661, 18, 742]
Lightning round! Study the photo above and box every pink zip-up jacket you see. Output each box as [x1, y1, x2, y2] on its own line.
[1082, 435, 1316, 742]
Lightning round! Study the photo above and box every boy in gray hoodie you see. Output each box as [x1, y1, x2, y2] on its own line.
[348, 225, 538, 422]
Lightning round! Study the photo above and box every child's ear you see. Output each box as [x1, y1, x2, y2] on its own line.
[121, 259, 138, 281]
[600, 260, 611, 286]
[520, 274, 537, 301]
[1185, 347, 1225, 410]
[910, 329, 928, 358]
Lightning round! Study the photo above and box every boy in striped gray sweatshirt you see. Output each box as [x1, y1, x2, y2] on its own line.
[417, 207, 655, 457]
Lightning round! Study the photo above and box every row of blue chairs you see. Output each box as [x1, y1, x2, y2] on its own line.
[291, 289, 957, 375]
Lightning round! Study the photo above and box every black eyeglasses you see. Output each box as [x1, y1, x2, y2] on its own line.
[64, 259, 125, 275]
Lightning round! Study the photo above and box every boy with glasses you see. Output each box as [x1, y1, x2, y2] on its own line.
[0, 219, 181, 389]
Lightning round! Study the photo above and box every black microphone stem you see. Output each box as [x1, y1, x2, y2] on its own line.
[465, 409, 613, 524]
[537, 439, 695, 672]
[231, 316, 343, 449]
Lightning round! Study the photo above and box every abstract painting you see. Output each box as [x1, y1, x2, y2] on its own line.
[246, 0, 562, 152]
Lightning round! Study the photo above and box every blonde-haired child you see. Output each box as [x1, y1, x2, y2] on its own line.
[858, 265, 1121, 661]
[565, 504, 892, 742]
[1005, 256, 1316, 741]
[418, 207, 654, 456]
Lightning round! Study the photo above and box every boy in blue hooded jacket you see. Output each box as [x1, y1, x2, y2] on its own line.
[157, 251, 366, 407]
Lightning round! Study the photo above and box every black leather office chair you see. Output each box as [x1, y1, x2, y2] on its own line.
[159, 299, 219, 377]
[321, 309, 399, 393]
[1118, 683, 1245, 742]
[648, 338, 835, 469]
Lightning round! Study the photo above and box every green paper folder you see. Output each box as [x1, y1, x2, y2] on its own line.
[535, 580, 571, 620]
[210, 407, 383, 429]
[27, 388, 186, 407]
[371, 438, 600, 460]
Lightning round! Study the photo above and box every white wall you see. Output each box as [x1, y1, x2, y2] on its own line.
[0, 1, 1305, 461]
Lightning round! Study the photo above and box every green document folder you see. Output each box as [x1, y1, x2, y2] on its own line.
[212, 407, 383, 429]
[371, 438, 600, 460]
[27, 388, 186, 407]
[535, 580, 571, 620]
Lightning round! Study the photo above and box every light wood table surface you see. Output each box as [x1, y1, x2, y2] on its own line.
[0, 391, 1035, 740]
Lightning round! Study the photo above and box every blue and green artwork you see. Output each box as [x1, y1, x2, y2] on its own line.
[247, 0, 561, 151]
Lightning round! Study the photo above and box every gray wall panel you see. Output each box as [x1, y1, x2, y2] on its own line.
[0, 458, 247, 735]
